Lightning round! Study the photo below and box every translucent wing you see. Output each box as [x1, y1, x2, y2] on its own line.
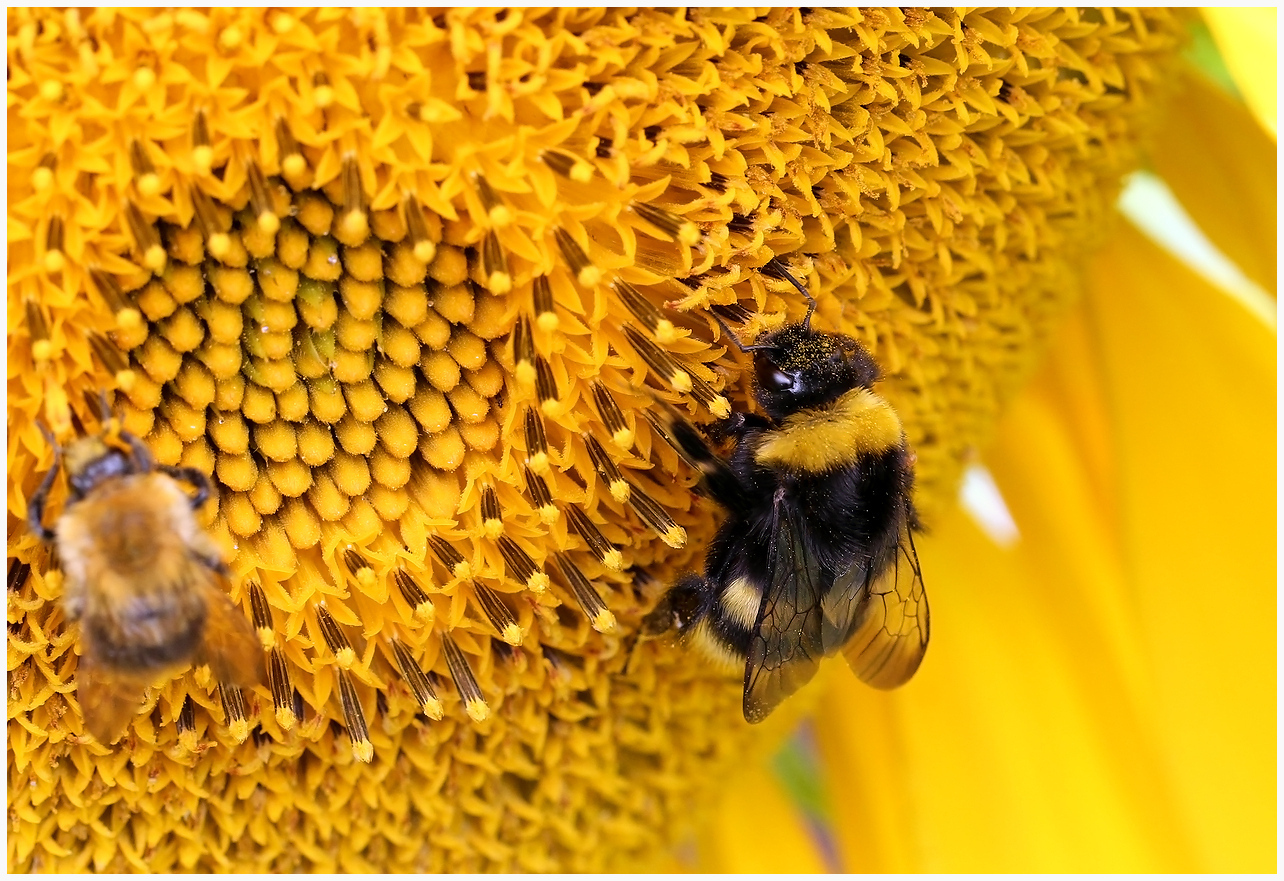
[742, 506, 826, 723]
[196, 573, 265, 689]
[841, 523, 930, 689]
[820, 555, 870, 656]
[75, 656, 148, 744]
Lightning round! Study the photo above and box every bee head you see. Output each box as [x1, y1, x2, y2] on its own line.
[751, 323, 880, 420]
[61, 434, 143, 502]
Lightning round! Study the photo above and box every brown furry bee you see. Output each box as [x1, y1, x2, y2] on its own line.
[644, 263, 929, 722]
[27, 401, 262, 743]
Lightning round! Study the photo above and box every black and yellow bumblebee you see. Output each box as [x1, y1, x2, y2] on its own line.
[644, 262, 929, 723]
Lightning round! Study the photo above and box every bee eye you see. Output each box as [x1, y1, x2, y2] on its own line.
[758, 362, 799, 392]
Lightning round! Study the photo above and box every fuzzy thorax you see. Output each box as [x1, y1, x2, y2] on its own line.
[754, 388, 903, 473]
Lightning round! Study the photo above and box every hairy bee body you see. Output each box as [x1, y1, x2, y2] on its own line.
[29, 412, 262, 743]
[646, 298, 929, 723]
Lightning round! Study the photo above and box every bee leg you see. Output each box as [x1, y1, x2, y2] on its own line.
[710, 410, 771, 443]
[117, 428, 155, 474]
[28, 424, 61, 543]
[158, 465, 213, 509]
[668, 419, 751, 509]
[642, 574, 709, 638]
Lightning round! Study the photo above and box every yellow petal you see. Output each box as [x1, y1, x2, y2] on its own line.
[815, 222, 1274, 871]
[1201, 8, 1277, 136]
[1149, 69, 1277, 295]
[704, 755, 830, 873]
[1076, 223, 1275, 870]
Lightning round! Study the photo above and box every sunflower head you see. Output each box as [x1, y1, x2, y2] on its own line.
[7, 7, 1184, 872]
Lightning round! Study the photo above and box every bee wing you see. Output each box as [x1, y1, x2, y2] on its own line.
[195, 575, 265, 689]
[75, 655, 147, 744]
[743, 508, 826, 723]
[840, 524, 930, 690]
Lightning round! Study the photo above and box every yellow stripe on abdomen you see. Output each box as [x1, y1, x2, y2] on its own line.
[689, 619, 746, 673]
[718, 576, 761, 629]
[754, 387, 902, 473]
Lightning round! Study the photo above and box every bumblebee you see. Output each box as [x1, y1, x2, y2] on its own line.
[27, 398, 262, 743]
[644, 265, 929, 722]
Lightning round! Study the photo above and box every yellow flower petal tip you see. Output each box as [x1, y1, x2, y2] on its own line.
[7, 7, 1188, 873]
[592, 609, 618, 634]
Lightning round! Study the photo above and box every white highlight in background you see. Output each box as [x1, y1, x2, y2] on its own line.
[959, 463, 1020, 548]
[1117, 171, 1276, 329]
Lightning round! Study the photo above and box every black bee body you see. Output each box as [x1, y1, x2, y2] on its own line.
[646, 283, 929, 723]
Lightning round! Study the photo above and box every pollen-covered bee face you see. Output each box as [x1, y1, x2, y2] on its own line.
[752, 325, 881, 421]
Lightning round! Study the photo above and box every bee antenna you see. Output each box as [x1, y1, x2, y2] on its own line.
[67, 406, 86, 438]
[35, 420, 61, 454]
[28, 421, 62, 543]
[761, 258, 817, 330]
[96, 389, 117, 426]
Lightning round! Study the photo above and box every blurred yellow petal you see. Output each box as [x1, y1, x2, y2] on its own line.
[1201, 8, 1278, 136]
[1078, 223, 1275, 870]
[705, 757, 830, 873]
[1149, 70, 1277, 295]
[815, 222, 1275, 871]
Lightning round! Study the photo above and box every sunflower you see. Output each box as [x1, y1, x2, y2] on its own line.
[11, 7, 1266, 873]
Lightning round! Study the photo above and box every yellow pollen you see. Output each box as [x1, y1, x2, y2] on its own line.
[218, 25, 243, 52]
[334, 646, 356, 669]
[142, 244, 167, 272]
[465, 699, 490, 724]
[592, 609, 618, 633]
[487, 270, 513, 294]
[412, 239, 436, 263]
[38, 79, 62, 102]
[281, 153, 306, 178]
[132, 66, 156, 90]
[412, 601, 434, 625]
[191, 145, 213, 175]
[336, 210, 369, 245]
[207, 231, 231, 258]
[136, 172, 161, 198]
[313, 84, 334, 109]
